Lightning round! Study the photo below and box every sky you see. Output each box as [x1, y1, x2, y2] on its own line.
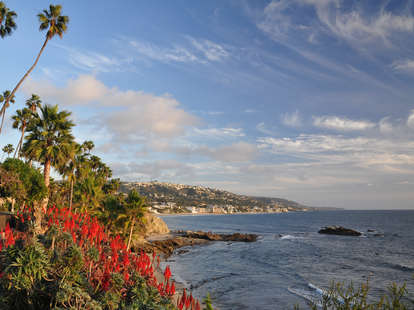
[1, 0, 414, 209]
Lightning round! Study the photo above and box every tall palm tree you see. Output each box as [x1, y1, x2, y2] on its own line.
[0, 4, 69, 134]
[123, 190, 147, 251]
[25, 94, 42, 113]
[0, 90, 14, 132]
[0, 2, 17, 38]
[81, 140, 94, 154]
[1, 143, 14, 159]
[11, 108, 31, 158]
[22, 104, 74, 231]
[58, 142, 82, 211]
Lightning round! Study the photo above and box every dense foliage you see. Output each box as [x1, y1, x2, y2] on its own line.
[0, 205, 207, 310]
[0, 158, 46, 211]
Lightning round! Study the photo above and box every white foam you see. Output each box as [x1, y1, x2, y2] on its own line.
[280, 234, 302, 240]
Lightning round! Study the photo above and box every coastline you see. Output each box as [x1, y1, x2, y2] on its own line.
[156, 210, 309, 217]
[143, 229, 259, 309]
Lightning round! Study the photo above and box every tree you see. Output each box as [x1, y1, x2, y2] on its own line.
[2, 143, 14, 158]
[0, 90, 15, 133]
[0, 1, 17, 38]
[124, 190, 147, 251]
[22, 104, 74, 231]
[12, 108, 32, 158]
[81, 140, 94, 154]
[0, 4, 69, 134]
[58, 142, 82, 211]
[1, 158, 47, 211]
[25, 94, 42, 113]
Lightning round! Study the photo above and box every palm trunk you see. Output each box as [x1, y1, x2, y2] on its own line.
[127, 217, 135, 251]
[35, 158, 51, 233]
[69, 179, 73, 212]
[13, 125, 25, 158]
[0, 36, 50, 134]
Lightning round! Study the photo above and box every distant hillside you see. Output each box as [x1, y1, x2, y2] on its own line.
[119, 181, 311, 213]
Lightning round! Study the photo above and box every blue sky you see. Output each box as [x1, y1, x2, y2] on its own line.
[2, 0, 414, 209]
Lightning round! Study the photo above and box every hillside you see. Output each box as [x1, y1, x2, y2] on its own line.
[120, 181, 311, 214]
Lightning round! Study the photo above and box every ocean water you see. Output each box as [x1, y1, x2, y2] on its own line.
[161, 211, 414, 310]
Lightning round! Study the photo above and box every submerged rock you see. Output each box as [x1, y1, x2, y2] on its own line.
[318, 226, 361, 236]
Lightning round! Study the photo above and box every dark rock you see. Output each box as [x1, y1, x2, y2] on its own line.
[176, 249, 189, 255]
[139, 230, 258, 257]
[180, 231, 257, 242]
[318, 226, 361, 236]
[367, 229, 375, 232]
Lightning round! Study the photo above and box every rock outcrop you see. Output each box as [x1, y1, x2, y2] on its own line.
[140, 213, 170, 237]
[181, 231, 258, 242]
[318, 226, 361, 236]
[138, 230, 259, 257]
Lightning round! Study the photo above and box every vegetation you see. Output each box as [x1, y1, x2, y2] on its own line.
[0, 4, 68, 134]
[294, 281, 413, 310]
[2, 143, 14, 159]
[0, 205, 181, 310]
[0, 1, 17, 38]
[0, 158, 47, 212]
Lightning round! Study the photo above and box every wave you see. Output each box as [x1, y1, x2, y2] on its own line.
[288, 287, 323, 308]
[289, 283, 345, 308]
[279, 234, 303, 240]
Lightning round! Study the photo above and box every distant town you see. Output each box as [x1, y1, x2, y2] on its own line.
[120, 181, 312, 214]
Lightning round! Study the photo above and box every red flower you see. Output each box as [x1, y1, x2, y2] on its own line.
[164, 265, 172, 281]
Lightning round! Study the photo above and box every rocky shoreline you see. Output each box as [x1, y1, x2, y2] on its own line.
[136, 230, 258, 257]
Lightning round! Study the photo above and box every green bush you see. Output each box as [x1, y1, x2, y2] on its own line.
[294, 281, 413, 310]
[1, 158, 47, 204]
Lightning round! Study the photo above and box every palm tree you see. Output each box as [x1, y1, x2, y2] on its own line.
[2, 143, 14, 159]
[81, 140, 94, 154]
[124, 190, 147, 251]
[0, 90, 15, 132]
[0, 2, 17, 38]
[22, 104, 74, 231]
[0, 4, 69, 134]
[58, 142, 82, 211]
[11, 108, 32, 158]
[25, 94, 42, 113]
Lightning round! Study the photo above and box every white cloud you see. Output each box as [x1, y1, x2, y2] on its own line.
[282, 110, 302, 127]
[407, 110, 414, 129]
[313, 115, 375, 131]
[129, 40, 200, 64]
[54, 44, 128, 72]
[22, 75, 199, 141]
[128, 36, 229, 64]
[257, 134, 414, 169]
[392, 59, 414, 73]
[188, 37, 230, 61]
[258, 0, 414, 49]
[171, 141, 257, 163]
[192, 127, 245, 138]
[199, 142, 257, 162]
[112, 160, 194, 180]
[256, 122, 275, 135]
[379, 117, 393, 134]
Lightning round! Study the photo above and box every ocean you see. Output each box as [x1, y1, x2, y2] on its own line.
[161, 210, 414, 310]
